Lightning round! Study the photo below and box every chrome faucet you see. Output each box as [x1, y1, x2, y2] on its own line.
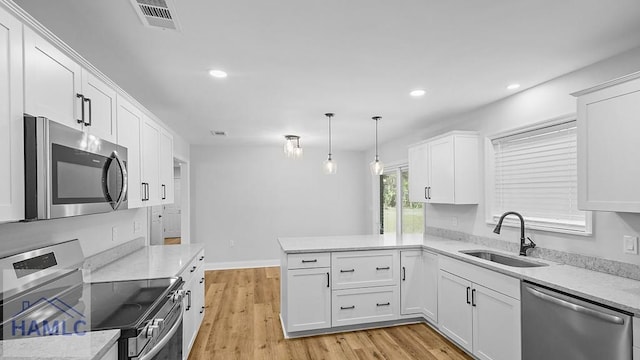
[493, 211, 536, 256]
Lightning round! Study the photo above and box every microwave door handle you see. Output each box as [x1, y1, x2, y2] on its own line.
[111, 151, 128, 210]
[137, 305, 184, 360]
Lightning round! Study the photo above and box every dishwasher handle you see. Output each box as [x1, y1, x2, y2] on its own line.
[525, 286, 624, 325]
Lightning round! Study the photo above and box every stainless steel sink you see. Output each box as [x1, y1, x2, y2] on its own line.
[460, 250, 548, 268]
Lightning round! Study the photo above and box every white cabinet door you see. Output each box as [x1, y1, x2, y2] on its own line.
[577, 77, 640, 212]
[438, 270, 473, 352]
[423, 251, 438, 322]
[182, 275, 197, 359]
[81, 69, 117, 142]
[428, 136, 455, 203]
[192, 264, 205, 329]
[141, 116, 161, 206]
[286, 268, 331, 332]
[408, 132, 478, 204]
[408, 143, 429, 202]
[472, 284, 521, 360]
[24, 27, 82, 129]
[0, 8, 24, 222]
[116, 95, 144, 208]
[159, 128, 174, 204]
[400, 250, 423, 315]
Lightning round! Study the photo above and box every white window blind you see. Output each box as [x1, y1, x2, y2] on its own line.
[492, 120, 590, 234]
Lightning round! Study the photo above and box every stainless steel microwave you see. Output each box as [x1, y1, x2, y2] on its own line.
[24, 115, 128, 220]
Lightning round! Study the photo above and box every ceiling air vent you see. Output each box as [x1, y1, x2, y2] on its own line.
[210, 130, 228, 137]
[130, 0, 181, 31]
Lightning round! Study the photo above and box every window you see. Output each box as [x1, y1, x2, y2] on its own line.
[379, 167, 424, 235]
[488, 118, 591, 234]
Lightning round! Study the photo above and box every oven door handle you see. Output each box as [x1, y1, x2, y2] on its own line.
[109, 150, 128, 210]
[137, 306, 184, 360]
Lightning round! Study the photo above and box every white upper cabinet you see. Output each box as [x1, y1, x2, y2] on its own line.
[159, 127, 174, 204]
[116, 95, 143, 208]
[408, 131, 479, 204]
[81, 69, 117, 142]
[24, 27, 82, 129]
[141, 116, 161, 206]
[0, 7, 24, 222]
[573, 73, 640, 212]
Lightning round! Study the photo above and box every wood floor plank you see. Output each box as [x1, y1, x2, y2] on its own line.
[188, 267, 472, 360]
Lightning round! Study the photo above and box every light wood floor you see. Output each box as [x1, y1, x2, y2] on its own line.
[164, 237, 181, 245]
[188, 267, 471, 360]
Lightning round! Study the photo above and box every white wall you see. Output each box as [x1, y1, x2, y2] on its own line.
[0, 208, 147, 259]
[365, 46, 640, 264]
[191, 145, 368, 265]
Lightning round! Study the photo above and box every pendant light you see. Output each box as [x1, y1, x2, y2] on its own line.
[370, 116, 384, 175]
[323, 113, 337, 174]
[283, 135, 303, 159]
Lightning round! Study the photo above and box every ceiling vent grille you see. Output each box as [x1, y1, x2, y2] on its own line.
[130, 0, 181, 31]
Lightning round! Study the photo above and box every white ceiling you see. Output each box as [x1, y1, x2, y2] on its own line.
[14, 0, 640, 150]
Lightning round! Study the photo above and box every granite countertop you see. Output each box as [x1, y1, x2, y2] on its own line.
[88, 244, 204, 282]
[279, 234, 640, 316]
[0, 329, 120, 360]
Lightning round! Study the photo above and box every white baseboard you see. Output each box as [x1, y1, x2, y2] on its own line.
[205, 259, 279, 270]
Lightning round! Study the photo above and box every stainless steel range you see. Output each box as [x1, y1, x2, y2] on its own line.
[0, 240, 185, 360]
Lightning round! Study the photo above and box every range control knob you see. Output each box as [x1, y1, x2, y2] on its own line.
[171, 289, 185, 303]
[150, 318, 165, 330]
[145, 325, 159, 339]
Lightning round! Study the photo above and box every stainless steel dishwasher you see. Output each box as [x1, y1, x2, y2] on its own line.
[522, 282, 633, 360]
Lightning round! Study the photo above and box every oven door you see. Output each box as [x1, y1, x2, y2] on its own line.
[46, 119, 128, 218]
[134, 305, 183, 360]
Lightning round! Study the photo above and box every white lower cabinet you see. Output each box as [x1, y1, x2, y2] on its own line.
[181, 250, 205, 360]
[286, 267, 331, 332]
[400, 250, 438, 322]
[438, 270, 473, 351]
[332, 286, 399, 327]
[438, 257, 521, 360]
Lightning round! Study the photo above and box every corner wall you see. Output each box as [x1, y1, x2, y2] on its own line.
[364, 46, 640, 264]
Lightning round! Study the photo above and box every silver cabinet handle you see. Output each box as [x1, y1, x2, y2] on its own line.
[427, 186, 431, 199]
[340, 306, 355, 310]
[402, 266, 406, 281]
[526, 286, 624, 324]
[424, 186, 428, 199]
[376, 302, 390, 307]
[376, 266, 390, 270]
[326, 272, 330, 288]
[83, 97, 92, 126]
[466, 287, 471, 304]
[301, 259, 317, 263]
[340, 269, 355, 273]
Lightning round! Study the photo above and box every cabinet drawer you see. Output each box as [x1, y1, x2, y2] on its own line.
[439, 256, 520, 300]
[332, 250, 399, 290]
[288, 252, 330, 269]
[332, 286, 399, 327]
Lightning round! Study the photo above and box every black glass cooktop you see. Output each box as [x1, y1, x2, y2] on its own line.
[89, 278, 178, 331]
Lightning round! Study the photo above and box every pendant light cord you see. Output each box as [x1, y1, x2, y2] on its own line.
[374, 116, 380, 161]
[325, 113, 334, 160]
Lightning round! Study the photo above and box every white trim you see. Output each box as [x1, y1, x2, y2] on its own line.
[205, 259, 280, 270]
[490, 113, 576, 140]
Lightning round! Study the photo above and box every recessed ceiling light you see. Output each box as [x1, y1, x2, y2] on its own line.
[410, 89, 426, 97]
[209, 70, 228, 78]
[507, 83, 521, 90]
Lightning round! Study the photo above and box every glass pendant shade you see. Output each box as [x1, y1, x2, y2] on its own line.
[370, 159, 384, 175]
[323, 157, 337, 174]
[370, 116, 383, 175]
[323, 113, 337, 174]
[283, 135, 302, 159]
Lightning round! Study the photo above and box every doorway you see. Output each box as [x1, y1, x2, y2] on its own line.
[149, 158, 190, 245]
